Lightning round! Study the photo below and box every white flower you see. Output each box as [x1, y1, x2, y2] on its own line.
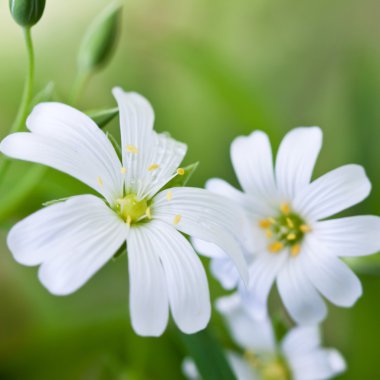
[0, 87, 248, 336]
[194, 127, 380, 324]
[183, 294, 346, 380]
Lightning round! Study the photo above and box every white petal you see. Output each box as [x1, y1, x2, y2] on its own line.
[7, 195, 127, 295]
[275, 127, 322, 199]
[127, 225, 169, 336]
[152, 187, 249, 284]
[293, 164, 371, 221]
[182, 358, 201, 380]
[138, 132, 187, 199]
[281, 326, 321, 357]
[112, 88, 156, 193]
[277, 254, 327, 325]
[140, 220, 211, 334]
[240, 251, 287, 320]
[290, 349, 346, 380]
[227, 352, 258, 380]
[303, 238, 362, 307]
[210, 257, 240, 290]
[0, 103, 123, 204]
[216, 294, 276, 353]
[313, 216, 380, 257]
[230, 131, 276, 202]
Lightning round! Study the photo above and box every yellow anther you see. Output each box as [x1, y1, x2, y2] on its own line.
[177, 168, 185, 175]
[266, 229, 273, 238]
[97, 176, 103, 187]
[268, 241, 284, 253]
[287, 233, 296, 241]
[291, 244, 301, 256]
[300, 224, 311, 233]
[145, 207, 152, 219]
[280, 203, 290, 215]
[166, 191, 173, 201]
[244, 351, 261, 368]
[259, 219, 272, 229]
[126, 144, 139, 154]
[286, 217, 294, 229]
[126, 215, 132, 226]
[120, 167, 127, 174]
[148, 163, 159, 172]
[173, 214, 182, 225]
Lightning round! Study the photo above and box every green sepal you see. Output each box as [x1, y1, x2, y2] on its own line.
[87, 107, 119, 129]
[112, 243, 126, 260]
[106, 132, 122, 161]
[9, 0, 46, 27]
[78, 1, 122, 73]
[163, 162, 199, 189]
[42, 197, 71, 207]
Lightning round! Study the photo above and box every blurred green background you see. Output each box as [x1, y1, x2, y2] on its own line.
[0, 0, 379, 379]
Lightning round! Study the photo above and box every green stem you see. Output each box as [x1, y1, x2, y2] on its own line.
[69, 70, 90, 105]
[11, 27, 35, 134]
[0, 27, 35, 181]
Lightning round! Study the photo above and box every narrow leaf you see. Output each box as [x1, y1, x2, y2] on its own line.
[87, 107, 119, 128]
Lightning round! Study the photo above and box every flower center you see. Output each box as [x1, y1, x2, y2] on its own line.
[115, 194, 151, 225]
[259, 203, 311, 256]
[245, 351, 291, 380]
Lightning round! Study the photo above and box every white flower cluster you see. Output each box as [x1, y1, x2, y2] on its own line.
[1, 88, 379, 378]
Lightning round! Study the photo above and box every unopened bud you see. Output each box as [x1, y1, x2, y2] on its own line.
[9, 0, 46, 27]
[78, 2, 122, 73]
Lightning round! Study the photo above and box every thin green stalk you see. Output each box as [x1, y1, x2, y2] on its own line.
[0, 27, 35, 182]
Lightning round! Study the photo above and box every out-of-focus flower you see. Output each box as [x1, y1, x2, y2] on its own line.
[183, 294, 346, 380]
[194, 127, 380, 324]
[0, 87, 248, 337]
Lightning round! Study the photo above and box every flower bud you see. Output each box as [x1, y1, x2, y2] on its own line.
[9, 0, 46, 27]
[78, 2, 122, 73]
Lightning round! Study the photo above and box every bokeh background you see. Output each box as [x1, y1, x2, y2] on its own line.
[0, 0, 379, 379]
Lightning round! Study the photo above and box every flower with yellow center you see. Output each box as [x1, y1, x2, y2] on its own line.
[183, 294, 347, 380]
[0, 87, 248, 337]
[193, 127, 380, 325]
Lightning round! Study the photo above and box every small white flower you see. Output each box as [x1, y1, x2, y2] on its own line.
[0, 87, 248, 336]
[183, 294, 346, 380]
[194, 127, 380, 324]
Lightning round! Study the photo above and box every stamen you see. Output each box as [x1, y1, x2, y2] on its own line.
[259, 219, 272, 229]
[176, 168, 185, 175]
[126, 144, 139, 154]
[120, 167, 127, 174]
[126, 215, 132, 226]
[146, 207, 152, 219]
[97, 176, 103, 187]
[280, 203, 290, 215]
[291, 244, 301, 256]
[166, 191, 173, 201]
[286, 217, 294, 229]
[148, 163, 159, 172]
[300, 224, 311, 233]
[173, 214, 182, 225]
[244, 351, 260, 368]
[268, 241, 284, 253]
[287, 233, 296, 241]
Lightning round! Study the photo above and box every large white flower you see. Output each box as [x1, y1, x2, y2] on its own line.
[194, 127, 380, 324]
[183, 293, 346, 380]
[0, 87, 248, 336]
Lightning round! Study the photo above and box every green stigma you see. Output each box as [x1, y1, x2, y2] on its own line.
[259, 203, 311, 256]
[115, 194, 150, 225]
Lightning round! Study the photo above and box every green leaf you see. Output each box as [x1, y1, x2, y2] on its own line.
[181, 328, 237, 380]
[31, 81, 56, 108]
[87, 107, 119, 129]
[163, 162, 199, 189]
